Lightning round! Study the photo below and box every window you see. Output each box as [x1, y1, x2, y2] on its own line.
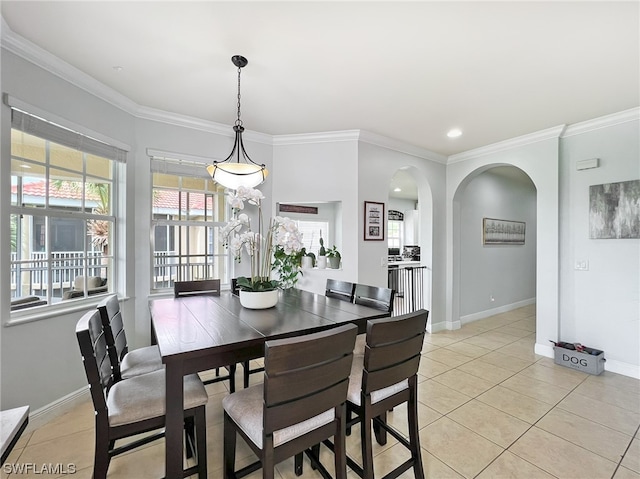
[388, 220, 403, 250]
[9, 108, 126, 310]
[150, 155, 229, 291]
[296, 221, 330, 254]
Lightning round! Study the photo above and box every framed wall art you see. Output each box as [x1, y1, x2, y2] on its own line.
[589, 179, 640, 239]
[483, 217, 526, 245]
[364, 201, 385, 241]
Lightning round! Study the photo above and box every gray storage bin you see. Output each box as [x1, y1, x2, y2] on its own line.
[553, 346, 605, 375]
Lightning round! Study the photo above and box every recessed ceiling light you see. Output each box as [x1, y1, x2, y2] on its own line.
[394, 187, 402, 192]
[112, 66, 124, 72]
[447, 128, 462, 138]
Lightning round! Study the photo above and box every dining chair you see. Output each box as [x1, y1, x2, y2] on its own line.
[173, 279, 241, 392]
[223, 324, 358, 479]
[76, 309, 208, 479]
[347, 310, 428, 479]
[325, 279, 356, 302]
[97, 295, 162, 382]
[353, 284, 395, 314]
[351, 284, 395, 360]
[174, 279, 221, 297]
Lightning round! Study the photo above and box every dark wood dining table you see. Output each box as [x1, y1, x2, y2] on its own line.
[149, 288, 390, 479]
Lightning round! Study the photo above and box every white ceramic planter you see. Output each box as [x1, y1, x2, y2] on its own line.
[239, 289, 279, 309]
[301, 256, 314, 269]
[316, 256, 327, 269]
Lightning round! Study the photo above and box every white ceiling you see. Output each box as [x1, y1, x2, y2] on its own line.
[1, 1, 638, 161]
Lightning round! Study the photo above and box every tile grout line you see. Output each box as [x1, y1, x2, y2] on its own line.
[610, 422, 640, 479]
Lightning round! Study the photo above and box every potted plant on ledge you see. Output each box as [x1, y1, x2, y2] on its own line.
[317, 233, 327, 269]
[326, 245, 341, 269]
[221, 186, 303, 309]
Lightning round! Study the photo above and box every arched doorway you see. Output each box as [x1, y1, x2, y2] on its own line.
[388, 167, 434, 328]
[446, 133, 561, 357]
[454, 166, 537, 332]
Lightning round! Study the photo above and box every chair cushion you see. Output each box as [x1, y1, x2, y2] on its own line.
[107, 370, 207, 427]
[121, 345, 163, 379]
[347, 353, 409, 406]
[222, 385, 334, 449]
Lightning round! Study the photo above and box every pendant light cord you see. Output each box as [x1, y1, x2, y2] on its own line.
[235, 65, 243, 128]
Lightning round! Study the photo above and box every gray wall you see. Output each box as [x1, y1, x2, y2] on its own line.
[559, 119, 639, 373]
[459, 167, 537, 317]
[0, 51, 136, 411]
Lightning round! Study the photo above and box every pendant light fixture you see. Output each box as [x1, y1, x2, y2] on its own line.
[206, 55, 268, 189]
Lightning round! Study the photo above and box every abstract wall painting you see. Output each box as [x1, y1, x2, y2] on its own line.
[589, 180, 640, 239]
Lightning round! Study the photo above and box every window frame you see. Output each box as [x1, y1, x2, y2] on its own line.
[387, 219, 403, 250]
[7, 106, 126, 321]
[149, 154, 230, 293]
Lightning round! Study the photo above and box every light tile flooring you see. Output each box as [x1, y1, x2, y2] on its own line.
[4, 304, 640, 478]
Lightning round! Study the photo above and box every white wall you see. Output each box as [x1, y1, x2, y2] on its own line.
[388, 198, 416, 214]
[357, 141, 446, 329]
[271, 139, 359, 294]
[559, 117, 640, 377]
[459, 167, 537, 318]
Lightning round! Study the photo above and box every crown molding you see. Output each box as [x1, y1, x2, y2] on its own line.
[358, 130, 448, 164]
[561, 107, 640, 138]
[273, 130, 361, 145]
[136, 105, 273, 145]
[273, 130, 448, 164]
[0, 18, 274, 144]
[1, 16, 139, 115]
[447, 125, 567, 164]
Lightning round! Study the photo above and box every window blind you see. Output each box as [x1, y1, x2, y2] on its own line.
[149, 151, 213, 180]
[11, 108, 127, 163]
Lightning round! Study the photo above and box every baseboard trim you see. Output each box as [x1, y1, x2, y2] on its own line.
[460, 298, 536, 325]
[428, 321, 449, 333]
[535, 342, 554, 358]
[603, 359, 640, 380]
[27, 386, 90, 431]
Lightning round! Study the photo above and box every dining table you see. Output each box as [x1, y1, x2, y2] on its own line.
[149, 287, 391, 479]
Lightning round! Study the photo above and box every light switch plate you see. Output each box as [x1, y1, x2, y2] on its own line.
[575, 260, 589, 271]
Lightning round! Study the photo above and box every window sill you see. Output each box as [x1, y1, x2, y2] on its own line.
[5, 293, 129, 327]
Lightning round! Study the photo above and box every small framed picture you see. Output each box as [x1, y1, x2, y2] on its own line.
[364, 201, 385, 241]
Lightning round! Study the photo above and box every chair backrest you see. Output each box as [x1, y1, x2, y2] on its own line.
[97, 295, 128, 381]
[174, 279, 221, 297]
[353, 284, 395, 313]
[362, 310, 428, 396]
[325, 279, 356, 302]
[76, 309, 113, 412]
[263, 324, 357, 436]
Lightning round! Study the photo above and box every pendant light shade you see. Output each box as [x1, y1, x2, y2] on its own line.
[207, 55, 268, 189]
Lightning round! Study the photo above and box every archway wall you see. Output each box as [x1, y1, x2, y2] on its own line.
[357, 140, 446, 329]
[447, 128, 563, 351]
[457, 167, 537, 319]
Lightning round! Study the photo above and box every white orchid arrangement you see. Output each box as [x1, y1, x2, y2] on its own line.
[221, 186, 304, 291]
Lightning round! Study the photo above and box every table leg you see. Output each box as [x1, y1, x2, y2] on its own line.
[165, 362, 184, 479]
